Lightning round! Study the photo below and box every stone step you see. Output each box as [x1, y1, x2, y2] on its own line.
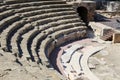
[11, 23, 34, 57]
[14, 5, 73, 13]
[31, 32, 48, 62]
[0, 1, 69, 14]
[28, 14, 79, 24]
[4, 0, 65, 4]
[21, 9, 75, 18]
[0, 13, 21, 33]
[61, 44, 83, 63]
[36, 18, 82, 32]
[0, 5, 7, 12]
[0, 20, 26, 52]
[2, 3, 71, 13]
[6, 1, 66, 9]
[20, 29, 39, 62]
[32, 15, 79, 27]
[69, 52, 83, 75]
[0, 9, 15, 20]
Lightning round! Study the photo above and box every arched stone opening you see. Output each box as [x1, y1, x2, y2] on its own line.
[77, 6, 88, 26]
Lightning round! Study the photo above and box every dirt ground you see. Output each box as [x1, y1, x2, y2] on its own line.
[91, 43, 120, 80]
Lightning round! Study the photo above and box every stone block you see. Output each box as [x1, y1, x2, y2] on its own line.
[113, 33, 120, 43]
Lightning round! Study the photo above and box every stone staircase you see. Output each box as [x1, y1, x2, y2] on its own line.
[0, 0, 86, 79]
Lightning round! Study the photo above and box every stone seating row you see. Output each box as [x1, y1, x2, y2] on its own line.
[63, 51, 83, 80]
[11, 23, 34, 56]
[20, 29, 40, 61]
[0, 20, 26, 51]
[14, 4, 72, 13]
[0, 14, 21, 32]
[61, 44, 83, 63]
[4, 0, 64, 4]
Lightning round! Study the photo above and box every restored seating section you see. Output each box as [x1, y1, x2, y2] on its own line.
[0, 0, 86, 71]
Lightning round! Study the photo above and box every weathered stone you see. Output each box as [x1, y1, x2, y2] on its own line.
[113, 33, 120, 43]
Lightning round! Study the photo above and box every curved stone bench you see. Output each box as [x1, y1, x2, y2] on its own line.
[63, 51, 83, 79]
[22, 10, 75, 18]
[11, 23, 34, 57]
[4, 0, 65, 4]
[81, 46, 105, 80]
[61, 44, 83, 63]
[0, 20, 26, 51]
[20, 29, 39, 61]
[31, 32, 48, 62]
[0, 5, 7, 12]
[0, 9, 14, 20]
[5, 1, 66, 9]
[33, 17, 80, 28]
[15, 6, 72, 14]
[0, 13, 20, 33]
[22, 9, 75, 23]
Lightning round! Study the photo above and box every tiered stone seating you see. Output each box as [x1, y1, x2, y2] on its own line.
[0, 5, 75, 52]
[0, 20, 26, 51]
[0, 13, 21, 32]
[0, 0, 86, 72]
[11, 23, 34, 57]
[40, 27, 86, 59]
[20, 29, 40, 61]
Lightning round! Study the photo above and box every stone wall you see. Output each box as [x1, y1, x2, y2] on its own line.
[73, 1, 96, 21]
[107, 1, 120, 12]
